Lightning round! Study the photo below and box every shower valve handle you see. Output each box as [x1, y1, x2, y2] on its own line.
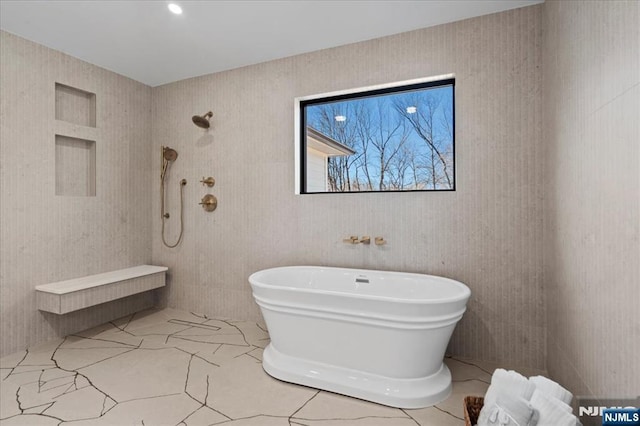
[200, 177, 215, 187]
[199, 194, 218, 212]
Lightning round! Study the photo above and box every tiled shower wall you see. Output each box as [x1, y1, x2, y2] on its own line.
[543, 1, 640, 396]
[152, 6, 545, 369]
[0, 31, 153, 357]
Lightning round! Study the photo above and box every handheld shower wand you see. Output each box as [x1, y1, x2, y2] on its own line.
[160, 145, 186, 248]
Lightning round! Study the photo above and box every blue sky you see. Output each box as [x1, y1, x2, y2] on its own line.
[305, 83, 454, 191]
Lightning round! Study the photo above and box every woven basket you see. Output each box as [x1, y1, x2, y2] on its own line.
[463, 396, 484, 426]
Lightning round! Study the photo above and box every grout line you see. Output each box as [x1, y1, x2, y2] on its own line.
[434, 405, 465, 421]
[68, 334, 141, 348]
[400, 409, 422, 425]
[4, 350, 29, 379]
[589, 81, 639, 117]
[448, 356, 493, 376]
[288, 390, 320, 420]
[294, 415, 416, 421]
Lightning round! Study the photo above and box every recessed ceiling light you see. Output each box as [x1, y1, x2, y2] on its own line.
[334, 115, 346, 122]
[168, 3, 183, 15]
[406, 106, 417, 114]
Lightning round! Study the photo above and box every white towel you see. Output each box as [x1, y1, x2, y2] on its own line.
[485, 369, 537, 407]
[530, 388, 577, 426]
[529, 375, 573, 405]
[530, 389, 572, 413]
[478, 393, 539, 426]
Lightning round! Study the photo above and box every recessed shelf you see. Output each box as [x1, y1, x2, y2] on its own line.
[55, 135, 96, 197]
[55, 83, 96, 127]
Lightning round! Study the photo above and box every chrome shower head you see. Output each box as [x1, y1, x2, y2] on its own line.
[163, 147, 178, 162]
[192, 111, 213, 129]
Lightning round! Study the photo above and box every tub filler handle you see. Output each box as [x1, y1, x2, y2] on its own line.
[343, 236, 359, 244]
[375, 237, 386, 246]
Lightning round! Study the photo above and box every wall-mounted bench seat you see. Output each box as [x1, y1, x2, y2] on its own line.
[36, 265, 168, 314]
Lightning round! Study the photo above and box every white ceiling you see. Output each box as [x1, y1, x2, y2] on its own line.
[0, 0, 542, 87]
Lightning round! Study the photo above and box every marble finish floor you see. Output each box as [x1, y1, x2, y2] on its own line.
[1, 308, 501, 426]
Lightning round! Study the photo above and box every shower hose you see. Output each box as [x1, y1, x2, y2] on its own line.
[161, 179, 186, 248]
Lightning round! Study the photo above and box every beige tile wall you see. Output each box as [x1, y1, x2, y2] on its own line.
[542, 1, 640, 396]
[151, 6, 546, 369]
[0, 31, 154, 357]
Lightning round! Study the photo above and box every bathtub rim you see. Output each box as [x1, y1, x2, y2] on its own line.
[249, 265, 471, 305]
[253, 294, 467, 329]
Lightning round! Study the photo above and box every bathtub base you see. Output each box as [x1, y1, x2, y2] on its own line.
[262, 344, 452, 409]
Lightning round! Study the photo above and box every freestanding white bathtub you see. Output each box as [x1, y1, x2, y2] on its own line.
[249, 266, 471, 408]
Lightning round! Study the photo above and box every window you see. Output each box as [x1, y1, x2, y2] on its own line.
[297, 77, 455, 194]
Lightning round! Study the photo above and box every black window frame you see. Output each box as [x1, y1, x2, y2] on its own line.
[299, 78, 456, 194]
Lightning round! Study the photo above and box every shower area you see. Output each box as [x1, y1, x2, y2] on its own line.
[0, 27, 224, 362]
[159, 111, 215, 248]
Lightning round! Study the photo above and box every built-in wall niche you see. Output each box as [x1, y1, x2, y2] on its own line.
[55, 135, 96, 197]
[55, 83, 96, 127]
